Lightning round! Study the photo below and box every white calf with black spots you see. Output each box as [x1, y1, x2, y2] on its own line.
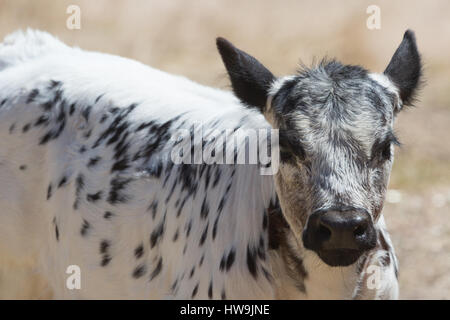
[0, 29, 421, 299]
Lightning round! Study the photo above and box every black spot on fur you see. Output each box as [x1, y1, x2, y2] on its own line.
[107, 176, 132, 205]
[40, 101, 53, 112]
[76, 175, 85, 190]
[246, 245, 258, 279]
[208, 281, 213, 299]
[134, 244, 144, 259]
[149, 257, 163, 281]
[185, 220, 192, 238]
[212, 215, 220, 240]
[9, 123, 15, 134]
[189, 266, 195, 279]
[55, 224, 59, 241]
[226, 249, 235, 271]
[148, 200, 158, 220]
[69, 103, 75, 116]
[111, 157, 130, 173]
[141, 118, 175, 160]
[191, 283, 199, 298]
[47, 184, 52, 200]
[109, 107, 120, 114]
[39, 117, 66, 145]
[87, 191, 102, 202]
[220, 249, 235, 272]
[19, 165, 27, 170]
[100, 240, 112, 267]
[200, 196, 209, 219]
[57, 176, 67, 188]
[53, 217, 59, 241]
[53, 89, 63, 104]
[95, 94, 104, 104]
[150, 214, 165, 249]
[82, 106, 92, 122]
[101, 255, 112, 267]
[199, 223, 209, 246]
[34, 115, 50, 127]
[39, 132, 53, 145]
[135, 121, 155, 132]
[171, 279, 178, 292]
[93, 105, 136, 151]
[132, 264, 147, 279]
[48, 80, 61, 89]
[172, 229, 179, 242]
[56, 101, 65, 122]
[22, 123, 31, 133]
[80, 219, 90, 237]
[100, 240, 110, 254]
[26, 89, 39, 103]
[219, 254, 226, 271]
[103, 211, 114, 220]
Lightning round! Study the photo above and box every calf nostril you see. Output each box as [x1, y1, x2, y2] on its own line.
[353, 224, 367, 237]
[318, 223, 332, 241]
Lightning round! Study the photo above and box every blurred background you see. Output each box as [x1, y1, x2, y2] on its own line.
[0, 0, 448, 299]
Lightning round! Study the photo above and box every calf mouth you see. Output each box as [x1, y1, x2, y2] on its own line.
[316, 248, 362, 267]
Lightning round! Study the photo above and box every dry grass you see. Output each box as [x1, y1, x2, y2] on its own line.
[0, 0, 448, 299]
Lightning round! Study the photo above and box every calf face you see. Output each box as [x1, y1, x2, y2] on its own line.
[217, 30, 421, 266]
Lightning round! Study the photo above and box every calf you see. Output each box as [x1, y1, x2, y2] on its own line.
[0, 29, 421, 299]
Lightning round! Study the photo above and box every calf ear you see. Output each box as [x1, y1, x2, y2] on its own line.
[384, 30, 422, 106]
[216, 37, 275, 111]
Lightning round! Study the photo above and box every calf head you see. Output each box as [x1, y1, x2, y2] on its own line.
[217, 30, 421, 266]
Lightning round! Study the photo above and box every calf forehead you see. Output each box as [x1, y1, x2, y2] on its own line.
[274, 61, 396, 152]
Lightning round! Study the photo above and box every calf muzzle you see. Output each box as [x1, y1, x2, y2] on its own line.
[302, 207, 377, 266]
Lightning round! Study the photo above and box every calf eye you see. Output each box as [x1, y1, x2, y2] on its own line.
[381, 143, 391, 160]
[372, 140, 392, 164]
[371, 133, 400, 165]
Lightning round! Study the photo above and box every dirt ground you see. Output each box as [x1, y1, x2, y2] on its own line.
[0, 0, 448, 299]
